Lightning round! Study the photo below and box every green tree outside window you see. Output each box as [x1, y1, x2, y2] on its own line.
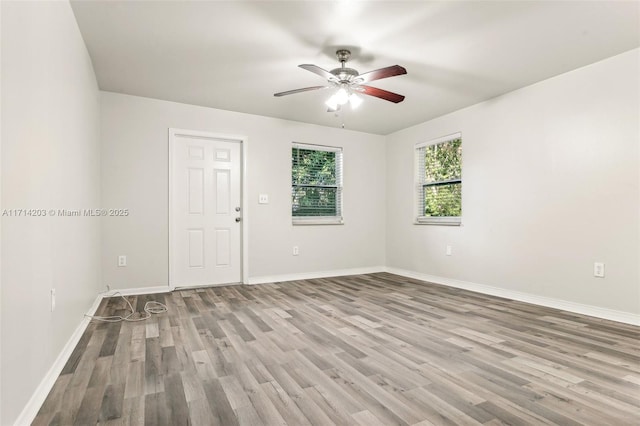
[418, 137, 462, 220]
[292, 145, 343, 221]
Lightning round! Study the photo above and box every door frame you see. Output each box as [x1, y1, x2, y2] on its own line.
[168, 128, 249, 290]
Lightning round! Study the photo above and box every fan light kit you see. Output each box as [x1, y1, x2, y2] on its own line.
[325, 83, 363, 110]
[274, 49, 407, 112]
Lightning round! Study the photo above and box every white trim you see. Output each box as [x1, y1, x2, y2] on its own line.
[168, 128, 176, 291]
[385, 267, 640, 326]
[168, 128, 249, 289]
[292, 142, 342, 152]
[103, 285, 172, 297]
[293, 216, 344, 226]
[415, 216, 462, 226]
[13, 283, 176, 425]
[13, 266, 639, 425]
[13, 294, 103, 426]
[175, 282, 241, 291]
[241, 137, 249, 284]
[415, 132, 462, 149]
[247, 266, 386, 285]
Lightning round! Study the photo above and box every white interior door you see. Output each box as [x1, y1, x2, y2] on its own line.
[170, 130, 242, 287]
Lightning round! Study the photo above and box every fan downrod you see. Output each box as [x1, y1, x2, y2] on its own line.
[331, 49, 358, 81]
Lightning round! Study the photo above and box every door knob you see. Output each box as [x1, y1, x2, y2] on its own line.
[235, 217, 241, 222]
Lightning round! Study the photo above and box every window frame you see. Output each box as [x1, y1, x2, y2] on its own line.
[292, 142, 344, 226]
[415, 132, 462, 226]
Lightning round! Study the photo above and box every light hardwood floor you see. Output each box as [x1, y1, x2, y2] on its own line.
[33, 273, 639, 425]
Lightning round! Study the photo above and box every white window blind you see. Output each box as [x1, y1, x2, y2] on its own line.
[416, 133, 462, 225]
[292, 143, 343, 225]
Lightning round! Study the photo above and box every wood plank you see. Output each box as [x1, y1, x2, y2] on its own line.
[164, 373, 191, 425]
[99, 383, 125, 423]
[34, 273, 640, 425]
[202, 378, 240, 426]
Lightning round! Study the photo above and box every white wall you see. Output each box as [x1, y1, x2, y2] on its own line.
[0, 2, 101, 424]
[386, 49, 639, 316]
[0, 3, 3, 422]
[100, 92, 386, 289]
[0, 5, 635, 420]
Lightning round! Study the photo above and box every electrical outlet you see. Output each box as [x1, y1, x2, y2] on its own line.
[594, 262, 605, 278]
[118, 255, 127, 267]
[446, 245, 452, 256]
[51, 288, 56, 312]
[293, 246, 299, 256]
[259, 194, 269, 204]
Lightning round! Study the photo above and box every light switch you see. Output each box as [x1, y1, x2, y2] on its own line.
[594, 262, 605, 278]
[259, 194, 269, 204]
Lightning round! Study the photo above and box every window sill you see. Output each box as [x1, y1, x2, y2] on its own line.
[293, 217, 344, 226]
[415, 216, 461, 226]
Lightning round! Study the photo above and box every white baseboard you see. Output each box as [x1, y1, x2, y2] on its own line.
[247, 266, 386, 285]
[175, 282, 242, 291]
[13, 285, 172, 425]
[103, 285, 171, 297]
[13, 294, 103, 426]
[13, 266, 638, 425]
[385, 267, 640, 326]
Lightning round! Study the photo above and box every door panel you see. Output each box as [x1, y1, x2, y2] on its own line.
[189, 146, 204, 160]
[215, 169, 230, 214]
[171, 132, 242, 287]
[215, 229, 230, 266]
[188, 229, 204, 268]
[188, 168, 204, 214]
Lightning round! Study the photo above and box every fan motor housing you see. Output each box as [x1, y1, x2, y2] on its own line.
[330, 67, 359, 82]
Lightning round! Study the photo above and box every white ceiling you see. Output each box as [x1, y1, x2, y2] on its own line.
[70, 1, 639, 135]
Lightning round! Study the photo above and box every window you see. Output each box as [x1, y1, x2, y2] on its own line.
[416, 133, 462, 225]
[292, 143, 343, 225]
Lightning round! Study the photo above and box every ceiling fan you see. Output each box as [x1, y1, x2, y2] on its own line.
[274, 49, 407, 111]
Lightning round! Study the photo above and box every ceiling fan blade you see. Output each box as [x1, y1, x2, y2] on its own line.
[357, 85, 405, 103]
[299, 64, 339, 82]
[274, 86, 328, 97]
[355, 65, 407, 83]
